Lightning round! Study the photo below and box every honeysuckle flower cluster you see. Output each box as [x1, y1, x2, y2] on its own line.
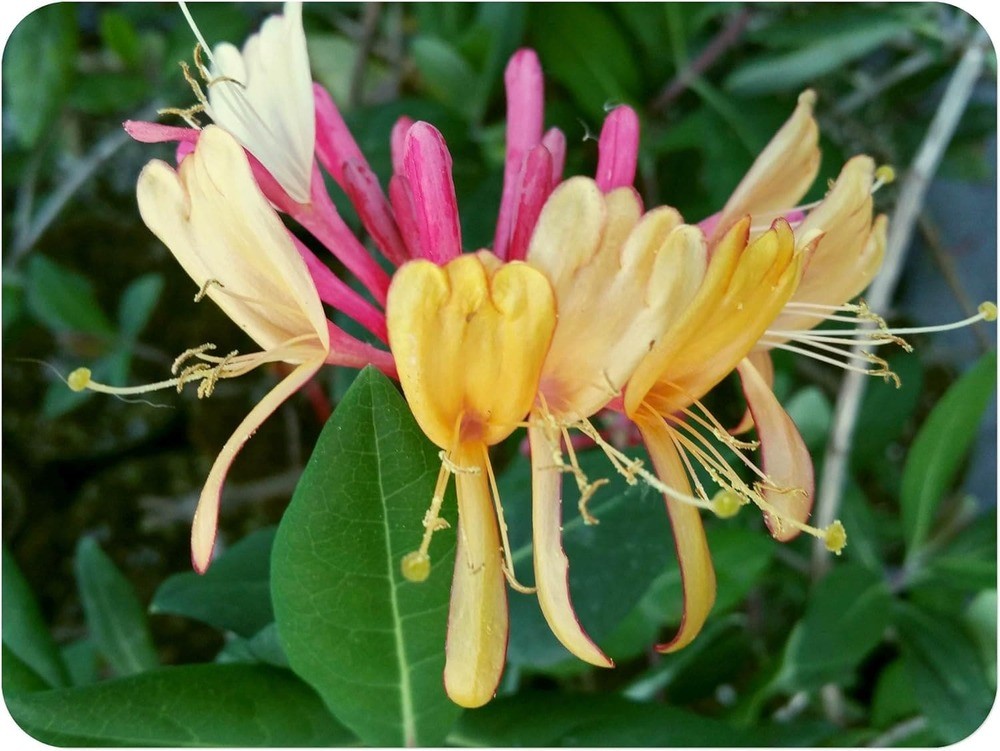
[69, 2, 997, 709]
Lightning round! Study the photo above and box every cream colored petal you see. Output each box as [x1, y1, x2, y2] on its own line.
[443, 446, 509, 708]
[207, 2, 314, 202]
[637, 414, 716, 653]
[529, 422, 613, 667]
[709, 90, 821, 245]
[137, 126, 328, 354]
[531, 179, 706, 420]
[736, 357, 814, 541]
[191, 357, 323, 572]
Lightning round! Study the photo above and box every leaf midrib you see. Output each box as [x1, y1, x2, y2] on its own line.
[369, 379, 418, 745]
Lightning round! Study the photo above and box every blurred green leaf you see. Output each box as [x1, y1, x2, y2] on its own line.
[2, 546, 69, 688]
[74, 537, 158, 677]
[216, 623, 288, 669]
[25, 255, 115, 337]
[467, 3, 526, 123]
[61, 638, 99, 687]
[871, 659, 920, 729]
[917, 508, 997, 592]
[452, 691, 760, 746]
[2, 645, 52, 696]
[530, 4, 641, 118]
[853, 352, 923, 470]
[3, 3, 78, 148]
[117, 273, 164, 340]
[68, 71, 149, 114]
[272, 367, 461, 747]
[964, 590, 997, 691]
[99, 11, 143, 69]
[778, 562, 891, 690]
[151, 527, 276, 638]
[412, 36, 480, 121]
[895, 601, 994, 745]
[5, 664, 357, 746]
[900, 352, 996, 555]
[2, 276, 25, 333]
[725, 21, 910, 94]
[784, 386, 833, 451]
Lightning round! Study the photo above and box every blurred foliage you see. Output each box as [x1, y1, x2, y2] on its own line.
[2, 2, 996, 747]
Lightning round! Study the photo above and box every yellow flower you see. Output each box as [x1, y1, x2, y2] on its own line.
[386, 253, 555, 708]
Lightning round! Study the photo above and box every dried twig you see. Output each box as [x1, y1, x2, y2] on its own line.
[811, 37, 988, 578]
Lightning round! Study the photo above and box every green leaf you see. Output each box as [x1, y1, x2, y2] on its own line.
[2, 645, 52, 696]
[5, 664, 357, 746]
[2, 546, 68, 688]
[216, 623, 289, 669]
[529, 3, 641, 118]
[964, 590, 997, 691]
[451, 692, 755, 746]
[25, 255, 115, 336]
[74, 537, 158, 677]
[784, 386, 833, 451]
[68, 71, 149, 115]
[467, 3, 526, 123]
[2, 4, 78, 148]
[2, 276, 25, 333]
[61, 638, 99, 687]
[901, 352, 997, 555]
[99, 11, 142, 69]
[272, 367, 460, 746]
[151, 527, 276, 638]
[117, 273, 164, 340]
[411, 36, 480, 121]
[871, 659, 920, 729]
[853, 350, 924, 470]
[725, 21, 910, 94]
[895, 601, 994, 744]
[778, 562, 891, 690]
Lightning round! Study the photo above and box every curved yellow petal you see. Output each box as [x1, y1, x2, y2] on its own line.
[443, 445, 509, 708]
[137, 126, 328, 355]
[529, 422, 613, 667]
[736, 357, 814, 541]
[770, 157, 887, 337]
[730, 350, 774, 434]
[191, 357, 323, 572]
[386, 254, 555, 448]
[626, 218, 805, 417]
[636, 413, 716, 653]
[708, 90, 820, 244]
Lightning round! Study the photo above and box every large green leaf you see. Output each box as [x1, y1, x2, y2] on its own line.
[74, 537, 158, 677]
[5, 664, 356, 746]
[901, 352, 996, 555]
[411, 35, 480, 121]
[117, 273, 164, 341]
[2, 547, 68, 689]
[894, 601, 994, 745]
[272, 367, 460, 746]
[151, 527, 276, 637]
[2, 645, 52, 696]
[777, 562, 891, 691]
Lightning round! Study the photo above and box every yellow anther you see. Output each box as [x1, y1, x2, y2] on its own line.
[979, 301, 997, 322]
[874, 164, 896, 185]
[824, 521, 848, 554]
[711, 489, 744, 519]
[401, 551, 431, 583]
[68, 368, 92, 392]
